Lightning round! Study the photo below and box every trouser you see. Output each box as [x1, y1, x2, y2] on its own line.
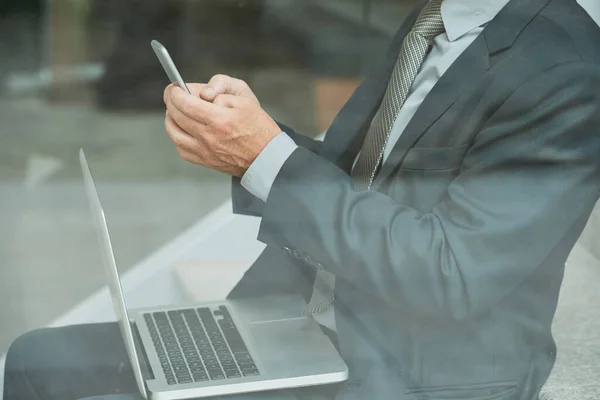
[3, 322, 337, 400]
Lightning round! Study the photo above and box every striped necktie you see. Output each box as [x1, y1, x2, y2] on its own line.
[304, 0, 446, 316]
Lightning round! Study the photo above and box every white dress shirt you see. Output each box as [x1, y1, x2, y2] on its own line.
[241, 0, 511, 329]
[242, 0, 511, 203]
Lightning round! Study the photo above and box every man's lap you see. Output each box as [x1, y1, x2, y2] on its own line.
[3, 323, 322, 400]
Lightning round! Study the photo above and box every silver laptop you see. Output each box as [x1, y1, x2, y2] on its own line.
[79, 149, 348, 400]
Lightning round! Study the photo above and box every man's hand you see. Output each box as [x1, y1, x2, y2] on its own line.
[163, 75, 281, 177]
[197, 74, 260, 105]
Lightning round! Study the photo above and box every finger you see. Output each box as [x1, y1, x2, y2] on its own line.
[187, 83, 209, 98]
[163, 83, 175, 106]
[208, 74, 233, 91]
[177, 148, 205, 166]
[213, 93, 245, 108]
[166, 95, 207, 138]
[164, 114, 203, 154]
[169, 86, 220, 125]
[197, 83, 217, 102]
[205, 74, 238, 99]
[165, 83, 205, 105]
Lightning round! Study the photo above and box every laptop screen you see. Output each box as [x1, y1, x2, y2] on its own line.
[80, 149, 148, 399]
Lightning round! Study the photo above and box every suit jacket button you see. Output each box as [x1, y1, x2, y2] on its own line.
[292, 249, 303, 259]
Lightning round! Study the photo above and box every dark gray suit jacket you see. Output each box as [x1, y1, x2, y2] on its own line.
[228, 0, 600, 398]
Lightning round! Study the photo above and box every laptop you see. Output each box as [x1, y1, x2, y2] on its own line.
[79, 150, 348, 400]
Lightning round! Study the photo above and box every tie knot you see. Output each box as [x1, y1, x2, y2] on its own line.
[412, 0, 445, 41]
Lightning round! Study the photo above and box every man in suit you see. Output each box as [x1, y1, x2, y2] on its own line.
[4, 0, 600, 399]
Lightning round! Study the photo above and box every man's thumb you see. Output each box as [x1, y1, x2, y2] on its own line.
[200, 86, 216, 101]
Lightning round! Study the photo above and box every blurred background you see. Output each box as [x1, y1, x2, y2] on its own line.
[0, 0, 599, 388]
[0, 0, 417, 355]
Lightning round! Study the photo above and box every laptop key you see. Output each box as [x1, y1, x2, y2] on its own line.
[176, 374, 191, 381]
[193, 373, 209, 382]
[225, 370, 242, 378]
[213, 343, 228, 351]
[209, 371, 226, 380]
[241, 368, 260, 377]
[240, 363, 257, 370]
[234, 353, 252, 361]
[206, 363, 221, 371]
[181, 343, 194, 350]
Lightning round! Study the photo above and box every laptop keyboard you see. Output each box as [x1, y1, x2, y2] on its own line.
[144, 306, 260, 385]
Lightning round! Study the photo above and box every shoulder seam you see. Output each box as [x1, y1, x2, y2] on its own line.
[482, 60, 599, 129]
[536, 14, 584, 61]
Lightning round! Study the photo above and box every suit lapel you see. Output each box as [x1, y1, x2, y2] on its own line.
[370, 0, 553, 190]
[371, 35, 491, 189]
[318, 1, 427, 173]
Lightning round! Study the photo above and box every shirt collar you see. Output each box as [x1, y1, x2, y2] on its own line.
[441, 0, 512, 42]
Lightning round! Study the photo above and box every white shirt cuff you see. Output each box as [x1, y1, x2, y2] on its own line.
[241, 132, 298, 202]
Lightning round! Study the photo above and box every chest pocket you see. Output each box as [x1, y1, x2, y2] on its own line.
[399, 144, 468, 171]
[387, 144, 468, 212]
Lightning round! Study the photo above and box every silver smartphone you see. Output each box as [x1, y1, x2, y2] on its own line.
[151, 39, 191, 94]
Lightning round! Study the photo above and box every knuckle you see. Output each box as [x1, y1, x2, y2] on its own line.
[187, 141, 202, 155]
[234, 78, 248, 88]
[214, 95, 228, 107]
[211, 74, 228, 84]
[172, 133, 184, 147]
[220, 116, 235, 133]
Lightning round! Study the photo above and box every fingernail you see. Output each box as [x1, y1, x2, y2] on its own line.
[205, 87, 214, 96]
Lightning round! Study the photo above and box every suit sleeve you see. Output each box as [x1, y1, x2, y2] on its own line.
[256, 61, 600, 321]
[231, 122, 322, 217]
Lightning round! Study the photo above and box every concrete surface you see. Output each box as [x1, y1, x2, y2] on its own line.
[0, 65, 316, 354]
